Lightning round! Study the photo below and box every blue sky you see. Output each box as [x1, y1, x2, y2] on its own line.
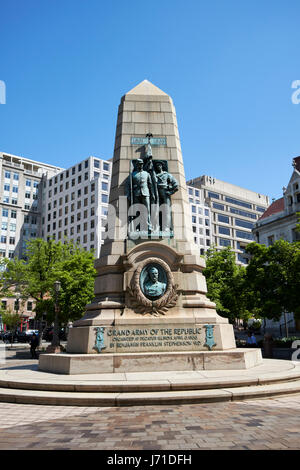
[1, 0, 300, 201]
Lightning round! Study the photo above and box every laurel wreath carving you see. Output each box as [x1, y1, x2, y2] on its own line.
[127, 257, 178, 316]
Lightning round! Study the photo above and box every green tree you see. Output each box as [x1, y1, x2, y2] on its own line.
[245, 240, 300, 321]
[203, 246, 251, 323]
[2, 311, 21, 346]
[2, 239, 96, 341]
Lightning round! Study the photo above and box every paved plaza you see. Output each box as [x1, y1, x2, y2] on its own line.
[0, 355, 300, 450]
[0, 396, 300, 450]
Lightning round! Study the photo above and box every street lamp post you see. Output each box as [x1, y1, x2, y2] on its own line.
[52, 281, 61, 348]
[46, 280, 61, 354]
[10, 292, 21, 346]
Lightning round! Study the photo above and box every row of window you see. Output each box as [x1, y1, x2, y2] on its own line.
[2, 196, 18, 205]
[0, 236, 15, 244]
[212, 203, 259, 219]
[218, 226, 253, 240]
[4, 171, 19, 181]
[46, 217, 97, 232]
[217, 214, 254, 229]
[1, 223, 16, 232]
[208, 192, 264, 212]
[188, 188, 200, 197]
[49, 230, 96, 242]
[1, 300, 33, 311]
[2, 209, 17, 219]
[191, 206, 210, 216]
[47, 181, 108, 199]
[0, 250, 15, 258]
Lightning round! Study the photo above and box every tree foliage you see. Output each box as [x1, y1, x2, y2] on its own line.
[245, 240, 300, 321]
[203, 246, 251, 323]
[1, 239, 96, 324]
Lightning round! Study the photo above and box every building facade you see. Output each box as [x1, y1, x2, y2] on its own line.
[41, 156, 111, 258]
[187, 175, 269, 264]
[0, 152, 62, 260]
[253, 157, 300, 245]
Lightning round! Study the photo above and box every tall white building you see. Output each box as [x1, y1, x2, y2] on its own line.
[42, 156, 112, 258]
[0, 152, 62, 259]
[187, 175, 270, 264]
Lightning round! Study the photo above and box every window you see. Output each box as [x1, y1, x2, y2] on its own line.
[26, 180, 31, 187]
[12, 186, 18, 193]
[90, 207, 95, 216]
[0, 250, 6, 257]
[84, 186, 88, 195]
[102, 182, 108, 191]
[85, 160, 88, 168]
[78, 176, 82, 184]
[192, 226, 197, 233]
[11, 211, 17, 219]
[2, 300, 7, 309]
[94, 160, 100, 168]
[78, 163, 82, 172]
[4, 184, 10, 192]
[1, 222, 7, 231]
[0, 236, 6, 243]
[207, 191, 219, 199]
[91, 195, 95, 204]
[13, 173, 19, 181]
[230, 207, 257, 219]
[25, 193, 31, 200]
[225, 197, 252, 209]
[205, 209, 209, 217]
[219, 226, 230, 236]
[77, 225, 81, 233]
[3, 197, 9, 203]
[72, 167, 75, 175]
[90, 233, 94, 241]
[205, 219, 210, 226]
[9, 237, 15, 244]
[72, 179, 75, 187]
[4, 171, 10, 179]
[213, 203, 225, 211]
[192, 205, 196, 213]
[103, 162, 109, 172]
[9, 223, 16, 232]
[235, 218, 254, 229]
[205, 229, 210, 236]
[192, 216, 196, 223]
[236, 230, 253, 240]
[218, 214, 229, 224]
[90, 220, 95, 229]
[219, 238, 231, 247]
[85, 172, 88, 180]
[267, 235, 275, 246]
[2, 209, 8, 217]
[101, 207, 108, 216]
[65, 181, 69, 190]
[256, 206, 266, 212]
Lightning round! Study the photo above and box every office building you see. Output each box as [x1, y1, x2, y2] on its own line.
[187, 175, 270, 264]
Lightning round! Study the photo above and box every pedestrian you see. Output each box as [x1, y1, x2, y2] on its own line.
[251, 333, 257, 346]
[30, 333, 39, 359]
[246, 331, 252, 346]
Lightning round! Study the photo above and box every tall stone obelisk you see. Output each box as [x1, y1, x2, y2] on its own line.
[40, 80, 262, 373]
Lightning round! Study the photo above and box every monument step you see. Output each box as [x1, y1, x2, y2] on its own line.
[0, 379, 300, 406]
[0, 359, 300, 405]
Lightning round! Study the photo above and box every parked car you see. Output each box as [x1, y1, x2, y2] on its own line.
[42, 327, 67, 342]
[3, 331, 18, 343]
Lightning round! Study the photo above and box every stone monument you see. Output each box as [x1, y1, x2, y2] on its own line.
[39, 80, 262, 374]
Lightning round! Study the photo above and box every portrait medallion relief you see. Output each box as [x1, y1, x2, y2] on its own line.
[127, 257, 178, 316]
